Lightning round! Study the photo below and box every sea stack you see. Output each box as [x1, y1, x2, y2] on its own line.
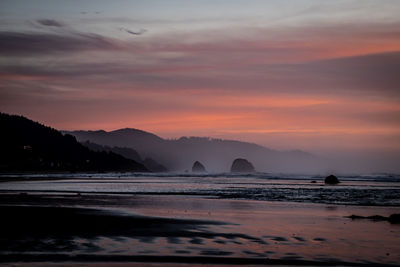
[325, 174, 340, 184]
[230, 158, 255, 173]
[192, 161, 206, 172]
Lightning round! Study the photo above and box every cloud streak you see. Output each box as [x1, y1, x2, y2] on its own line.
[2, 50, 399, 99]
[36, 19, 65, 27]
[0, 31, 119, 55]
[119, 27, 147, 35]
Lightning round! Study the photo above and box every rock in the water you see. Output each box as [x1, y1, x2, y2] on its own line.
[192, 161, 206, 172]
[388, 214, 400, 224]
[230, 158, 255, 173]
[325, 174, 340, 184]
[347, 214, 400, 224]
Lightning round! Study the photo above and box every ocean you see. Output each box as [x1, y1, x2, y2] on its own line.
[1, 172, 399, 206]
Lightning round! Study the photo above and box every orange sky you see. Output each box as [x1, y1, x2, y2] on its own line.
[1, 0, 400, 155]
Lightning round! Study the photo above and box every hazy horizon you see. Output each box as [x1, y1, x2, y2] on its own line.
[1, 0, 399, 172]
[64, 125, 399, 174]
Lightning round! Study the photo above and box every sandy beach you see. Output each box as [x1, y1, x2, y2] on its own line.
[0, 188, 399, 266]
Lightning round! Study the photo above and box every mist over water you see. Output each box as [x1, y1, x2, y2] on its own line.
[68, 129, 400, 175]
[310, 149, 400, 175]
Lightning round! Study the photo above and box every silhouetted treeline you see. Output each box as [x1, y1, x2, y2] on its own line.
[82, 141, 167, 172]
[0, 113, 148, 172]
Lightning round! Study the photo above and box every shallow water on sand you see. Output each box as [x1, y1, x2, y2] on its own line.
[0, 173, 399, 266]
[109, 195, 400, 264]
[0, 194, 399, 265]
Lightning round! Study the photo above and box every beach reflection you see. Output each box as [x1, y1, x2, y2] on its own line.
[0, 190, 399, 265]
[122, 195, 400, 264]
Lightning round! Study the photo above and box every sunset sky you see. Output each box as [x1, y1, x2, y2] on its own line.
[1, 0, 400, 155]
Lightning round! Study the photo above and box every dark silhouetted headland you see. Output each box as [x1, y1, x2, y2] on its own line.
[0, 113, 148, 172]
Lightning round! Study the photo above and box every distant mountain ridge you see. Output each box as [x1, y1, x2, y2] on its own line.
[0, 113, 148, 172]
[66, 128, 321, 173]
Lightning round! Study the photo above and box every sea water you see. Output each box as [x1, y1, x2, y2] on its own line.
[1, 172, 399, 206]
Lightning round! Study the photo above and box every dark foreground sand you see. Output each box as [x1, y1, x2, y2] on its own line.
[0, 192, 399, 266]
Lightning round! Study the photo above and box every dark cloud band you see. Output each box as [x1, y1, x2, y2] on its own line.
[36, 19, 65, 27]
[0, 31, 118, 55]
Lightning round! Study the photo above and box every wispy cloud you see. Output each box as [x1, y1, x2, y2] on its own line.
[119, 27, 147, 35]
[36, 19, 65, 27]
[1, 48, 399, 98]
[0, 31, 119, 55]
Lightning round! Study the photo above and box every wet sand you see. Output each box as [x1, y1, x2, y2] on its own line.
[0, 192, 399, 266]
